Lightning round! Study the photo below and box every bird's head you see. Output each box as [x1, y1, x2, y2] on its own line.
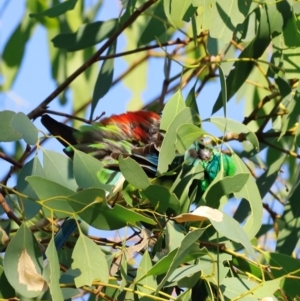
[198, 147, 212, 161]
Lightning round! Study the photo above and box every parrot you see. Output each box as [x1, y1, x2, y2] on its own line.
[40, 111, 236, 249]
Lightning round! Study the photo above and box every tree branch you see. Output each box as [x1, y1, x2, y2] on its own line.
[0, 151, 23, 169]
[243, 91, 281, 125]
[261, 139, 300, 159]
[0, 193, 22, 226]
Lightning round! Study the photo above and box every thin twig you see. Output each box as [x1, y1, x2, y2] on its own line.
[1, 145, 31, 186]
[0, 151, 23, 169]
[257, 97, 283, 134]
[0, 193, 22, 226]
[96, 37, 192, 61]
[243, 91, 281, 125]
[42, 109, 93, 124]
[262, 139, 300, 159]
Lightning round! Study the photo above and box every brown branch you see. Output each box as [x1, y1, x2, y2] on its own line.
[230, 39, 244, 51]
[257, 97, 283, 134]
[96, 37, 192, 61]
[243, 91, 281, 125]
[27, 0, 159, 121]
[195, 72, 218, 97]
[199, 241, 226, 251]
[261, 139, 300, 159]
[242, 159, 284, 204]
[253, 110, 288, 120]
[0, 151, 23, 169]
[0, 193, 22, 226]
[216, 125, 296, 144]
[42, 109, 93, 124]
[1, 144, 31, 186]
[256, 127, 297, 139]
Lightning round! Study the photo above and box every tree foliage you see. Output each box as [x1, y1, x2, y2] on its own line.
[0, 0, 300, 300]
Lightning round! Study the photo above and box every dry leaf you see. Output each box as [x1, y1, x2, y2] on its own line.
[172, 206, 223, 223]
[0, 226, 9, 247]
[125, 228, 151, 261]
[18, 249, 48, 292]
[110, 229, 151, 275]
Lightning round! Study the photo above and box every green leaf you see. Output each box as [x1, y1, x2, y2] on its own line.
[221, 278, 280, 300]
[175, 124, 206, 154]
[199, 251, 231, 285]
[73, 150, 113, 191]
[10, 112, 38, 145]
[263, 252, 300, 298]
[251, 278, 281, 298]
[271, 35, 300, 79]
[1, 13, 36, 91]
[143, 245, 205, 282]
[0, 111, 22, 142]
[207, 117, 259, 151]
[277, 168, 300, 255]
[158, 108, 196, 174]
[42, 150, 77, 191]
[91, 41, 116, 118]
[205, 172, 249, 208]
[143, 184, 180, 213]
[160, 90, 186, 131]
[72, 234, 109, 287]
[0, 265, 15, 298]
[138, 1, 170, 46]
[135, 251, 156, 294]
[278, 81, 300, 141]
[26, 176, 75, 216]
[283, 11, 300, 47]
[171, 164, 204, 211]
[52, 19, 117, 51]
[45, 238, 64, 301]
[209, 210, 257, 260]
[210, 0, 247, 42]
[166, 221, 186, 252]
[164, 0, 194, 24]
[119, 156, 151, 190]
[30, 0, 78, 18]
[166, 265, 201, 288]
[193, 0, 216, 32]
[212, 6, 272, 113]
[156, 229, 204, 291]
[185, 84, 200, 115]
[233, 154, 263, 239]
[69, 188, 156, 230]
[235, 5, 258, 42]
[218, 64, 227, 117]
[123, 27, 147, 110]
[17, 156, 44, 219]
[256, 155, 286, 199]
[59, 269, 80, 299]
[3, 224, 45, 298]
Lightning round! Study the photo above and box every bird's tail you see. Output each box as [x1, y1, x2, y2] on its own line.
[41, 114, 78, 147]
